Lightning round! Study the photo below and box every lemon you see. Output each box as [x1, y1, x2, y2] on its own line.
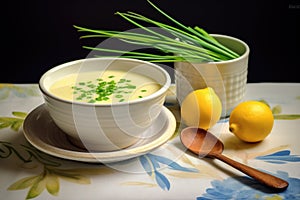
[229, 100, 274, 142]
[180, 87, 222, 130]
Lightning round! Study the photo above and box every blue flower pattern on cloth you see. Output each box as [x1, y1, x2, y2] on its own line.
[139, 153, 198, 190]
[196, 149, 300, 199]
[256, 150, 300, 164]
[198, 171, 300, 200]
[140, 149, 300, 199]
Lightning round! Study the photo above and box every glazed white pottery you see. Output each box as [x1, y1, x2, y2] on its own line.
[39, 57, 171, 151]
[23, 104, 176, 163]
[174, 34, 250, 117]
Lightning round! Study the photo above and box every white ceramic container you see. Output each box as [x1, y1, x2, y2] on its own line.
[39, 57, 171, 152]
[174, 34, 250, 117]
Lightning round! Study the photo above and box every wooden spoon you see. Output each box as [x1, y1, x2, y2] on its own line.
[180, 127, 289, 191]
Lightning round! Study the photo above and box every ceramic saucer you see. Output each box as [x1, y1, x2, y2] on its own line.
[23, 104, 176, 163]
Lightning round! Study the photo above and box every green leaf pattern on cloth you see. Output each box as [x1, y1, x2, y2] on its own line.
[0, 111, 27, 131]
[3, 141, 115, 199]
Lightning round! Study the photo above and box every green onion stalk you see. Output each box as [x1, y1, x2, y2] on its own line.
[74, 0, 240, 63]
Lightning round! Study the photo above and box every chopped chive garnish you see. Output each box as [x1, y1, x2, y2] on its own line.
[87, 84, 96, 88]
[118, 79, 126, 83]
[141, 89, 147, 92]
[71, 75, 142, 103]
[103, 97, 109, 101]
[115, 94, 123, 98]
[126, 84, 136, 89]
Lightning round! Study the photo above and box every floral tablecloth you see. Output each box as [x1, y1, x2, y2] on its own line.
[1, 83, 300, 200]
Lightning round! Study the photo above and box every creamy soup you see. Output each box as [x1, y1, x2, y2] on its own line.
[49, 70, 161, 103]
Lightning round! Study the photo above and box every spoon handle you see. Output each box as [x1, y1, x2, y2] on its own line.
[213, 153, 289, 191]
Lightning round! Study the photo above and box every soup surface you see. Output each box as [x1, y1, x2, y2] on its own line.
[49, 70, 161, 103]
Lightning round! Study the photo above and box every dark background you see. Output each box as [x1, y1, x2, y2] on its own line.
[2, 0, 300, 83]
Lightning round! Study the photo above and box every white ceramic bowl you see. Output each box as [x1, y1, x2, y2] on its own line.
[39, 57, 171, 151]
[174, 34, 250, 117]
